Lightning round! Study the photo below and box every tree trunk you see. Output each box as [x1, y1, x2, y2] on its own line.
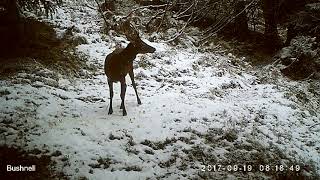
[234, 0, 249, 39]
[0, 0, 23, 55]
[262, 0, 282, 50]
[6, 0, 20, 24]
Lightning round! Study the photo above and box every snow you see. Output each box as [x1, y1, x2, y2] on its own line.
[0, 1, 319, 179]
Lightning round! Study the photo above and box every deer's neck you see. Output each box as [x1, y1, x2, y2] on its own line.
[122, 43, 138, 63]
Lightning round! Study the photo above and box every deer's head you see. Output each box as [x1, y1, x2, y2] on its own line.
[122, 20, 156, 54]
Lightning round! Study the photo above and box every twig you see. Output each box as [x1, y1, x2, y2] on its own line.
[203, 15, 229, 34]
[125, 4, 169, 18]
[165, 1, 197, 43]
[84, 3, 96, 10]
[176, 1, 195, 18]
[192, 2, 210, 18]
[200, 0, 257, 44]
[156, 3, 170, 33]
[164, 15, 191, 43]
[300, 72, 315, 81]
[309, 122, 320, 129]
[146, 10, 165, 30]
[155, 81, 166, 92]
[175, 13, 193, 20]
[93, 0, 110, 26]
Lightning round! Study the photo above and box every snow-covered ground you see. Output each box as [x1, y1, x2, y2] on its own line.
[1, 1, 319, 179]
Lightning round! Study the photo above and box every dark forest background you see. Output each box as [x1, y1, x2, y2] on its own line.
[0, 0, 319, 80]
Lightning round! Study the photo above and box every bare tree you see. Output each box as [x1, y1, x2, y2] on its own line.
[262, 0, 282, 50]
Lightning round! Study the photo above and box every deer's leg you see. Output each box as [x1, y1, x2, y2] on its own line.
[129, 69, 141, 105]
[120, 78, 127, 116]
[108, 79, 113, 115]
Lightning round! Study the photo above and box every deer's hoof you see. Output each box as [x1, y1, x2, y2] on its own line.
[137, 99, 141, 105]
[108, 109, 113, 115]
[123, 110, 127, 116]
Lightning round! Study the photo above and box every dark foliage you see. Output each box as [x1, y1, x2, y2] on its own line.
[0, 0, 62, 20]
[0, 18, 90, 78]
[285, 2, 320, 45]
[0, 0, 62, 54]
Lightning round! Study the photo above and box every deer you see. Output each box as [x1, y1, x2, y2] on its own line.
[104, 21, 156, 116]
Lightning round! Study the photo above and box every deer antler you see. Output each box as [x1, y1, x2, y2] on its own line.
[119, 19, 140, 42]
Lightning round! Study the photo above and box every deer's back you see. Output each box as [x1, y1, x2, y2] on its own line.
[104, 49, 133, 82]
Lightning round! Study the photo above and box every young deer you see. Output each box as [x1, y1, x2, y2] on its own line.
[104, 22, 155, 116]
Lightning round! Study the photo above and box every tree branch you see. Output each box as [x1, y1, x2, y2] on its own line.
[93, 0, 110, 27]
[200, 0, 257, 44]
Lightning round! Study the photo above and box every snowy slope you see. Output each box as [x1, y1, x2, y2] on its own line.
[0, 1, 319, 179]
